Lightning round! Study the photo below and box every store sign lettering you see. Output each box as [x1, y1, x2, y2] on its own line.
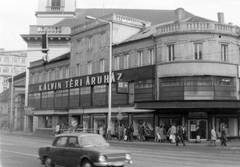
[38, 72, 122, 92]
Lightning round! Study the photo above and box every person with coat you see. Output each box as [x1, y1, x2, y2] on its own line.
[208, 127, 217, 147]
[221, 125, 228, 146]
[195, 125, 201, 143]
[154, 125, 160, 142]
[176, 126, 186, 146]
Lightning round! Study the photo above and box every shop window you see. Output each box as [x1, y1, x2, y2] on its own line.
[215, 77, 235, 86]
[216, 117, 238, 137]
[70, 88, 80, 107]
[45, 116, 52, 128]
[133, 115, 154, 137]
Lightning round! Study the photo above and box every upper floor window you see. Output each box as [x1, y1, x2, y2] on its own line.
[194, 43, 203, 60]
[4, 57, 9, 63]
[21, 57, 26, 64]
[168, 45, 174, 61]
[100, 59, 105, 73]
[51, 0, 61, 7]
[100, 33, 106, 47]
[14, 56, 18, 63]
[77, 39, 82, 54]
[63, 66, 69, 78]
[3, 67, 9, 73]
[55, 68, 59, 80]
[137, 51, 143, 66]
[114, 56, 120, 70]
[123, 54, 129, 69]
[88, 61, 92, 75]
[77, 64, 81, 76]
[88, 36, 93, 50]
[221, 44, 228, 61]
[148, 49, 154, 64]
[59, 68, 63, 79]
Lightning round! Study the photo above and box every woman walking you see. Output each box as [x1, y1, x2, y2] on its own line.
[208, 127, 217, 147]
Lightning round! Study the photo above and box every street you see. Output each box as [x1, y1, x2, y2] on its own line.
[0, 132, 240, 167]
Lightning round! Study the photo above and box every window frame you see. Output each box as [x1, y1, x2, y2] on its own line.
[194, 43, 203, 60]
[168, 45, 174, 61]
[137, 51, 143, 66]
[221, 44, 228, 62]
[123, 54, 129, 69]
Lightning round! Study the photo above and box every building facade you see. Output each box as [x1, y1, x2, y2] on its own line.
[25, 1, 240, 140]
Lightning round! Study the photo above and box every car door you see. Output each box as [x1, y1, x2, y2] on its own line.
[51, 136, 68, 166]
[63, 136, 81, 166]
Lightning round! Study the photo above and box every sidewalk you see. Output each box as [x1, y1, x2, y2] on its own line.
[1, 130, 240, 147]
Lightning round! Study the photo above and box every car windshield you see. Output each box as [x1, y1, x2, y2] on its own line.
[80, 135, 108, 147]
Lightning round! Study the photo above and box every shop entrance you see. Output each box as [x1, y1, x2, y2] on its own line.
[188, 119, 208, 141]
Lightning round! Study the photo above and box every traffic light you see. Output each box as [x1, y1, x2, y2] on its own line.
[42, 33, 48, 53]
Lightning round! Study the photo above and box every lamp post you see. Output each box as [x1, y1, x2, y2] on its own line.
[86, 16, 113, 139]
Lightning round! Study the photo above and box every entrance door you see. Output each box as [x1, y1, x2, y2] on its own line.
[188, 119, 208, 141]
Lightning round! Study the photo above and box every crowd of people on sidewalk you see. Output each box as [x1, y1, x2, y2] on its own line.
[53, 122, 230, 147]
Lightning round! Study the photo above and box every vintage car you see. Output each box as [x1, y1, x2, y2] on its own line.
[38, 133, 133, 167]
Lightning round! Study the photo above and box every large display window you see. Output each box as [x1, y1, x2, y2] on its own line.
[216, 117, 238, 137]
[133, 114, 154, 137]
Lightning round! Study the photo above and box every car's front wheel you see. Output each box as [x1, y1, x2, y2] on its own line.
[44, 156, 55, 167]
[81, 159, 93, 167]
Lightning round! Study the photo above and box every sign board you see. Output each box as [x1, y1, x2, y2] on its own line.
[117, 113, 123, 120]
[24, 107, 34, 115]
[117, 81, 129, 94]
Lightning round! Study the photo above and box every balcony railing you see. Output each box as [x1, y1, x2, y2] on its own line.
[157, 22, 240, 36]
[46, 6, 64, 12]
[29, 26, 71, 34]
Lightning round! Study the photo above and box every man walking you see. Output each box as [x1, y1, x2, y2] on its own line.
[208, 127, 217, 147]
[221, 125, 228, 146]
[176, 126, 186, 146]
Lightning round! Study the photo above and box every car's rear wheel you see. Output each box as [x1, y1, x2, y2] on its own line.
[44, 157, 55, 167]
[81, 159, 93, 167]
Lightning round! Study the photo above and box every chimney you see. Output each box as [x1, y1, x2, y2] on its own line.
[217, 12, 224, 24]
[175, 8, 185, 21]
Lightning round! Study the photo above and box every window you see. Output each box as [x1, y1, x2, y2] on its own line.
[88, 36, 93, 50]
[114, 56, 119, 70]
[3, 67, 9, 73]
[4, 57, 9, 62]
[14, 68, 18, 74]
[221, 44, 228, 61]
[51, 0, 61, 7]
[148, 49, 154, 64]
[123, 54, 129, 69]
[14, 56, 18, 63]
[194, 43, 203, 60]
[20, 68, 25, 73]
[100, 59, 105, 73]
[63, 66, 69, 78]
[168, 45, 174, 61]
[21, 57, 26, 63]
[68, 137, 79, 147]
[137, 51, 143, 66]
[55, 137, 68, 146]
[77, 64, 81, 76]
[100, 33, 106, 47]
[49, 70, 53, 81]
[88, 61, 92, 75]
[77, 39, 82, 53]
[59, 68, 63, 79]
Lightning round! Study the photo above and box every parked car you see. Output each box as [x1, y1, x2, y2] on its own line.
[38, 133, 133, 167]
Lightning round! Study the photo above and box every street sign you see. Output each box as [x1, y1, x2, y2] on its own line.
[117, 113, 123, 120]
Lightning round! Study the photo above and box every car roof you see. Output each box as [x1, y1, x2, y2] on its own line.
[56, 133, 98, 137]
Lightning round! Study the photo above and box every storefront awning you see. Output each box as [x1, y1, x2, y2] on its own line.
[135, 100, 240, 110]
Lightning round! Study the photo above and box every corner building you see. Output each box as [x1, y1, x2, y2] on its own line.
[28, 8, 240, 140]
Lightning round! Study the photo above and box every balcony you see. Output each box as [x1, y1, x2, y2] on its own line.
[157, 22, 240, 36]
[29, 25, 71, 35]
[46, 6, 64, 12]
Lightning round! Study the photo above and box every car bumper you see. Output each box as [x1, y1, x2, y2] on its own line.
[94, 160, 133, 166]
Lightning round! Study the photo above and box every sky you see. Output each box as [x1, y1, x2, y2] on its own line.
[0, 0, 240, 51]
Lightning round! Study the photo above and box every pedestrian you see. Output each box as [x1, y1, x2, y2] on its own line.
[162, 126, 167, 142]
[176, 126, 186, 146]
[195, 125, 201, 143]
[154, 124, 160, 142]
[127, 126, 131, 142]
[159, 125, 164, 142]
[221, 125, 228, 146]
[208, 127, 217, 147]
[129, 124, 134, 142]
[170, 124, 176, 143]
[55, 123, 60, 135]
[182, 126, 187, 141]
[99, 126, 104, 136]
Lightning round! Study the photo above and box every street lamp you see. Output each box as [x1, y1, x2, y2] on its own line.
[86, 16, 113, 139]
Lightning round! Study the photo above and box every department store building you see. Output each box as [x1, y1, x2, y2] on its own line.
[28, 9, 240, 140]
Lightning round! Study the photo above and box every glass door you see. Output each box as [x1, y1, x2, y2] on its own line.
[188, 119, 208, 141]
